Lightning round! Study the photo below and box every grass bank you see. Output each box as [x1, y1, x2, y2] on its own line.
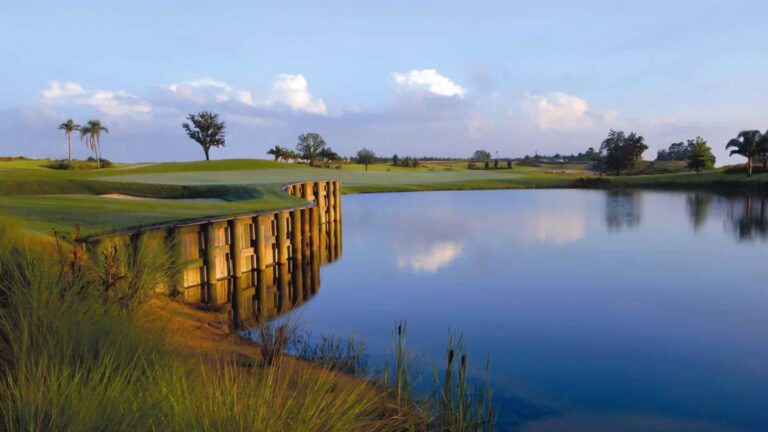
[0, 227, 496, 430]
[0, 228, 413, 431]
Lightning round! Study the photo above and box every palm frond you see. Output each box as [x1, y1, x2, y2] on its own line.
[726, 138, 743, 150]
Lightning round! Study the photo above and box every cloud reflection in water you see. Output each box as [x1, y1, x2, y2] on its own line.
[396, 241, 464, 273]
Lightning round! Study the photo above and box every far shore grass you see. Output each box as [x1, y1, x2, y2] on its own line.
[1, 158, 766, 235]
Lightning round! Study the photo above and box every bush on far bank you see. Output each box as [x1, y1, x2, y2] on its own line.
[723, 164, 768, 175]
[47, 157, 114, 170]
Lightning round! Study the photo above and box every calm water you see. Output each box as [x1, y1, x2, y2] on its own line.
[289, 189, 768, 431]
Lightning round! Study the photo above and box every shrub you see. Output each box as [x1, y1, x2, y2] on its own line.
[571, 176, 613, 188]
[86, 157, 114, 168]
[46, 158, 113, 170]
[246, 316, 299, 367]
[723, 164, 768, 175]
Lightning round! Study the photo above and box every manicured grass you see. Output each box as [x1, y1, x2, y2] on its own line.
[0, 158, 52, 169]
[1, 158, 765, 236]
[611, 169, 768, 191]
[0, 191, 304, 236]
[101, 167, 523, 187]
[90, 158, 298, 176]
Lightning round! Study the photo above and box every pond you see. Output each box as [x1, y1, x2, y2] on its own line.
[287, 189, 768, 431]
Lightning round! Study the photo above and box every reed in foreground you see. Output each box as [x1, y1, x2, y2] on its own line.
[0, 229, 409, 431]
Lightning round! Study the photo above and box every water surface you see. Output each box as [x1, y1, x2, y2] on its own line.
[289, 189, 768, 431]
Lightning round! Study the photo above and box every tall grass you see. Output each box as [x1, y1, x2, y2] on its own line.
[382, 321, 496, 431]
[0, 228, 409, 431]
[168, 362, 391, 431]
[294, 332, 369, 376]
[246, 316, 299, 367]
[431, 334, 495, 431]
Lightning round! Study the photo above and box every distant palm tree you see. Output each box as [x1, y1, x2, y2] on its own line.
[267, 145, 286, 161]
[726, 130, 762, 176]
[757, 130, 768, 170]
[58, 119, 81, 161]
[284, 149, 298, 163]
[80, 120, 109, 168]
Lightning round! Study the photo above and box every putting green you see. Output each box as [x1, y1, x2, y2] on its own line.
[99, 168, 523, 186]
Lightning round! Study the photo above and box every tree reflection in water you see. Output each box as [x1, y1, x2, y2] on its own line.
[686, 192, 713, 232]
[605, 190, 641, 231]
[727, 196, 768, 241]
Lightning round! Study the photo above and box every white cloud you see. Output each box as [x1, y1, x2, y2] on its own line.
[169, 78, 232, 92]
[41, 81, 151, 116]
[81, 91, 152, 116]
[168, 78, 234, 103]
[393, 69, 465, 98]
[166, 75, 327, 115]
[42, 81, 86, 99]
[397, 241, 463, 273]
[523, 92, 592, 130]
[271, 74, 327, 115]
[235, 90, 254, 106]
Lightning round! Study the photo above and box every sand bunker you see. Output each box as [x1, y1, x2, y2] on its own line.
[99, 194, 224, 203]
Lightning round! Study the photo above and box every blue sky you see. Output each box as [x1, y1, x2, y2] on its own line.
[1, 0, 767, 163]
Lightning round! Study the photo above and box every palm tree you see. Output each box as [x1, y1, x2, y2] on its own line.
[757, 130, 768, 170]
[283, 149, 298, 163]
[266, 145, 286, 161]
[726, 130, 762, 176]
[58, 119, 81, 161]
[80, 120, 109, 168]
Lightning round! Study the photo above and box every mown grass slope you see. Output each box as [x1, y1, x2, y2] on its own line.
[2, 158, 766, 235]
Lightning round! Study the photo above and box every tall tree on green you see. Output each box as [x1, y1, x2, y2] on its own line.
[296, 133, 327, 166]
[686, 137, 716, 173]
[319, 147, 339, 167]
[182, 111, 226, 161]
[356, 148, 376, 171]
[599, 129, 648, 175]
[80, 120, 108, 168]
[58, 119, 81, 161]
[472, 150, 492, 161]
[726, 130, 762, 176]
[266, 145, 287, 161]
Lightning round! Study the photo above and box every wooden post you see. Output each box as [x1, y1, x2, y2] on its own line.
[277, 211, 289, 265]
[291, 208, 303, 262]
[229, 218, 247, 328]
[204, 223, 217, 305]
[255, 216, 268, 318]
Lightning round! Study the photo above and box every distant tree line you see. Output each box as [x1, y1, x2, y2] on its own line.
[48, 107, 767, 180]
[466, 149, 512, 169]
[656, 141, 692, 161]
[519, 148, 602, 163]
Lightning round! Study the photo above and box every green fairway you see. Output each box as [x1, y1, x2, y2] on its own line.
[100, 167, 523, 187]
[1, 158, 766, 236]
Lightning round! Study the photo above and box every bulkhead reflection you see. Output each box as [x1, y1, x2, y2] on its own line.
[165, 180, 341, 327]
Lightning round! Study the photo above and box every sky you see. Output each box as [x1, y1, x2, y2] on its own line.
[1, 0, 767, 163]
